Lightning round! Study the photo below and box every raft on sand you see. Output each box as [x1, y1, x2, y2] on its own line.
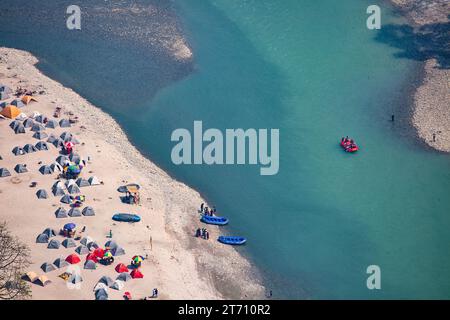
[200, 215, 229, 226]
[218, 236, 247, 246]
[112, 213, 141, 223]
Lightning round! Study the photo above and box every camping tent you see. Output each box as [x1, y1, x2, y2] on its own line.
[0, 168, 11, 177]
[36, 189, 49, 199]
[55, 207, 68, 218]
[0, 92, 10, 100]
[47, 135, 57, 144]
[54, 258, 70, 269]
[22, 95, 37, 104]
[66, 254, 81, 264]
[69, 273, 83, 284]
[117, 272, 132, 282]
[9, 120, 21, 130]
[23, 144, 37, 153]
[115, 263, 129, 273]
[22, 95, 38, 104]
[23, 271, 38, 283]
[111, 280, 125, 290]
[60, 195, 72, 204]
[82, 207, 95, 217]
[95, 288, 108, 300]
[14, 124, 26, 134]
[88, 176, 101, 186]
[1, 105, 21, 119]
[35, 141, 49, 151]
[11, 99, 25, 108]
[111, 246, 126, 256]
[12, 147, 25, 156]
[16, 112, 27, 121]
[93, 282, 108, 292]
[62, 238, 77, 248]
[84, 260, 97, 270]
[76, 178, 90, 188]
[86, 253, 99, 263]
[60, 132, 72, 141]
[46, 119, 58, 129]
[67, 184, 81, 195]
[39, 165, 53, 175]
[80, 237, 94, 246]
[87, 242, 99, 251]
[34, 115, 47, 123]
[56, 155, 70, 166]
[53, 180, 65, 189]
[43, 228, 57, 238]
[105, 240, 118, 249]
[98, 276, 114, 287]
[36, 233, 49, 243]
[59, 119, 71, 128]
[76, 245, 90, 255]
[47, 239, 61, 249]
[53, 138, 64, 148]
[65, 179, 76, 187]
[50, 163, 62, 173]
[0, 85, 12, 94]
[23, 118, 34, 128]
[31, 123, 45, 132]
[41, 262, 57, 273]
[33, 131, 48, 140]
[69, 153, 81, 164]
[68, 208, 82, 217]
[130, 269, 144, 279]
[53, 188, 65, 197]
[14, 164, 28, 173]
[35, 276, 51, 287]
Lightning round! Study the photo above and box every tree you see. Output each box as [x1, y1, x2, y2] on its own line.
[0, 222, 31, 300]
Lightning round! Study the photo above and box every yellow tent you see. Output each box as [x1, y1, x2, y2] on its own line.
[21, 95, 38, 104]
[35, 275, 51, 287]
[1, 105, 21, 119]
[23, 271, 38, 283]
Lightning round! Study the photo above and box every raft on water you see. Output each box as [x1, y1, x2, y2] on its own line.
[112, 213, 141, 223]
[218, 236, 247, 246]
[201, 215, 229, 226]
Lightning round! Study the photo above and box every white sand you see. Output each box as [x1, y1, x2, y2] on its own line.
[0, 47, 264, 300]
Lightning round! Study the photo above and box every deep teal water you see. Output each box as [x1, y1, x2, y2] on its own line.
[1, 0, 449, 299]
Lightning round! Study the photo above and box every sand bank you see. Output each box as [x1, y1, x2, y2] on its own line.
[390, 0, 450, 152]
[0, 47, 264, 300]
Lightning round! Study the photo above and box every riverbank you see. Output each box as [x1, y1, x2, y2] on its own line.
[0, 47, 265, 300]
[390, 0, 450, 152]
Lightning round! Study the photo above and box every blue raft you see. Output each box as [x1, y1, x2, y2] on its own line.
[112, 213, 141, 223]
[218, 236, 247, 246]
[201, 215, 229, 226]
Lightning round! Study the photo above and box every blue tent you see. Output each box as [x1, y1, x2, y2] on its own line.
[63, 223, 76, 231]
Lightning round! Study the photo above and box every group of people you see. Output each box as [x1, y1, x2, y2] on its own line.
[195, 228, 210, 240]
[200, 203, 216, 216]
[341, 136, 358, 151]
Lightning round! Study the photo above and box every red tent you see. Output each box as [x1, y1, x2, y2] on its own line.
[93, 248, 105, 259]
[115, 263, 129, 273]
[86, 253, 98, 263]
[66, 253, 81, 264]
[130, 269, 144, 279]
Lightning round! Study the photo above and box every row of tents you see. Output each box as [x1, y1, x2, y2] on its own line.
[12, 142, 49, 156]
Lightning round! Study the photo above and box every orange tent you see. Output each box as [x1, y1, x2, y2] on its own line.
[21, 95, 38, 104]
[1, 105, 21, 119]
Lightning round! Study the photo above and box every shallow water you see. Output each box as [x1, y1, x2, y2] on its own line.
[1, 0, 449, 299]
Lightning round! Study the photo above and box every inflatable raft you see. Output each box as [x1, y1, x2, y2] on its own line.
[218, 236, 247, 245]
[340, 138, 359, 153]
[201, 215, 229, 226]
[112, 213, 141, 223]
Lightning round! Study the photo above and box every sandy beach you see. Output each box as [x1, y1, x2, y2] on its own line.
[390, 0, 450, 152]
[0, 47, 265, 300]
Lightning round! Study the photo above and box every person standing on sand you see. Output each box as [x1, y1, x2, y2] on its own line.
[433, 133, 436, 142]
[200, 203, 204, 212]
